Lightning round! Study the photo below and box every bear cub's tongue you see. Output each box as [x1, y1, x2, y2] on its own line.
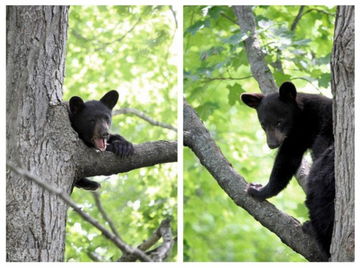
[94, 138, 107, 151]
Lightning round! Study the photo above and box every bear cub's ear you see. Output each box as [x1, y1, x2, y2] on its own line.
[100, 90, 119, 110]
[241, 93, 264, 108]
[279, 81, 297, 101]
[69, 96, 85, 115]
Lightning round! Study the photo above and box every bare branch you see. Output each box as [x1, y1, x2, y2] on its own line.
[232, 6, 277, 94]
[290, 6, 305, 31]
[202, 75, 253, 82]
[87, 251, 103, 262]
[7, 162, 153, 262]
[169, 6, 178, 29]
[78, 140, 177, 178]
[291, 7, 336, 32]
[92, 192, 122, 240]
[220, 11, 238, 25]
[113, 108, 177, 132]
[295, 158, 312, 194]
[183, 101, 327, 261]
[119, 218, 173, 262]
[94, 16, 142, 52]
[147, 218, 173, 261]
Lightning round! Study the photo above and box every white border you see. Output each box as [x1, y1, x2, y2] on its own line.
[2, 1, 360, 266]
[175, 3, 184, 263]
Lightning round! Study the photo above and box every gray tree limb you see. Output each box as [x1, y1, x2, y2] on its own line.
[183, 101, 327, 261]
[119, 218, 173, 262]
[7, 162, 153, 262]
[147, 218, 174, 262]
[77, 140, 177, 178]
[232, 6, 277, 94]
[113, 107, 177, 132]
[92, 192, 122, 240]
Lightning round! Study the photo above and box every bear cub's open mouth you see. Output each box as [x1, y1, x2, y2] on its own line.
[93, 138, 107, 151]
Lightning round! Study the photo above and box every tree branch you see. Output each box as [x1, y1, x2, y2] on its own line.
[146, 218, 173, 261]
[87, 251, 103, 262]
[291, 7, 335, 32]
[6, 162, 153, 262]
[78, 140, 177, 178]
[119, 218, 173, 262]
[201, 75, 253, 82]
[290, 6, 305, 31]
[94, 16, 142, 52]
[232, 6, 277, 94]
[183, 102, 327, 261]
[92, 192, 122, 240]
[113, 108, 177, 132]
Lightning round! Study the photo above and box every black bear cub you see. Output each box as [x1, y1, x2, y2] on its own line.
[69, 90, 134, 191]
[241, 82, 334, 258]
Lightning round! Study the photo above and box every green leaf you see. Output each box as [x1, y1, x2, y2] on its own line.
[227, 83, 245, 106]
[200, 46, 225, 61]
[195, 102, 220, 121]
[185, 19, 211, 35]
[231, 49, 248, 69]
[318, 73, 331, 88]
[273, 71, 292, 86]
[221, 32, 248, 45]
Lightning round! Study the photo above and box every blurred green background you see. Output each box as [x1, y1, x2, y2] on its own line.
[63, 6, 177, 262]
[184, 5, 335, 261]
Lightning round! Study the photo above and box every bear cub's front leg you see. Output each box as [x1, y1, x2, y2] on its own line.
[106, 134, 134, 157]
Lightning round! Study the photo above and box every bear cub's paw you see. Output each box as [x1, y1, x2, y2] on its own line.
[106, 134, 134, 157]
[75, 178, 101, 191]
[246, 183, 266, 201]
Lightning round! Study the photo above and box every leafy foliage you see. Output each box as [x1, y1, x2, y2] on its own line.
[184, 5, 335, 261]
[64, 6, 177, 261]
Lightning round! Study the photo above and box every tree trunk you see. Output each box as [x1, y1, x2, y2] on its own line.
[330, 5, 354, 261]
[6, 6, 70, 261]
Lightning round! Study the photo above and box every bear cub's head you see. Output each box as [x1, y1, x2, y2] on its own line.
[69, 90, 119, 152]
[241, 82, 301, 149]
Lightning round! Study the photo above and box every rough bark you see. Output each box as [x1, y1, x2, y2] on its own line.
[78, 140, 177, 178]
[6, 6, 70, 262]
[184, 102, 326, 261]
[330, 6, 354, 262]
[233, 6, 277, 94]
[6, 6, 177, 262]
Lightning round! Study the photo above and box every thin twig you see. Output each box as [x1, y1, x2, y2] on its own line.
[291, 6, 335, 32]
[7, 162, 152, 262]
[220, 11, 238, 25]
[92, 191, 122, 240]
[169, 6, 178, 29]
[290, 6, 305, 31]
[94, 16, 142, 52]
[113, 107, 177, 132]
[202, 75, 253, 82]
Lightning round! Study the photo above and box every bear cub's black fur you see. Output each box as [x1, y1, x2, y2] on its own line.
[241, 81, 334, 258]
[69, 90, 134, 191]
